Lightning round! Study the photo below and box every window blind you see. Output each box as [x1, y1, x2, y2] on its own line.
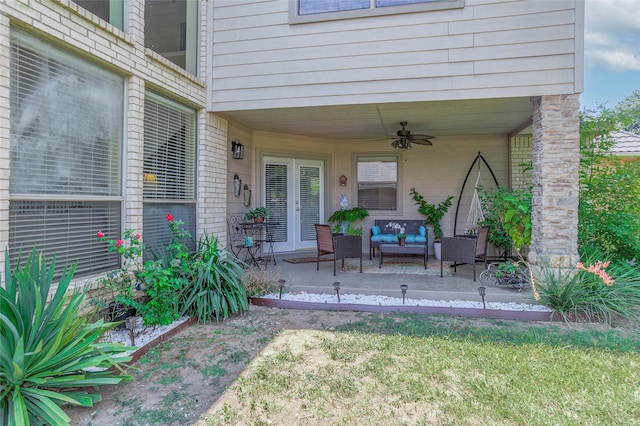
[9, 30, 123, 277]
[143, 91, 196, 257]
[143, 92, 196, 200]
[298, 165, 321, 242]
[9, 201, 121, 276]
[264, 163, 288, 243]
[142, 203, 196, 260]
[357, 156, 398, 210]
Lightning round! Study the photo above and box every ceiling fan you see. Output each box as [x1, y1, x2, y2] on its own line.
[390, 121, 435, 150]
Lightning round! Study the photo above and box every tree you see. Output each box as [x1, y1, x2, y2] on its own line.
[579, 106, 640, 262]
[615, 88, 640, 134]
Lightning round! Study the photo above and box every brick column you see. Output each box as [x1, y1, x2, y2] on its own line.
[125, 76, 145, 234]
[528, 94, 580, 267]
[0, 14, 10, 273]
[197, 113, 228, 243]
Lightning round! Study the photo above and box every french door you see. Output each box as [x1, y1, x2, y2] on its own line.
[263, 157, 324, 252]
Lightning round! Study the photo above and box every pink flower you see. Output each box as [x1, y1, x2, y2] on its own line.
[115, 239, 124, 248]
[166, 214, 174, 222]
[96, 231, 105, 238]
[136, 234, 141, 240]
[576, 261, 615, 286]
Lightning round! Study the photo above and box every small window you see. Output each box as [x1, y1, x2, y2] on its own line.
[356, 156, 398, 211]
[73, 0, 125, 30]
[292, 0, 464, 22]
[299, 0, 369, 15]
[145, 0, 199, 75]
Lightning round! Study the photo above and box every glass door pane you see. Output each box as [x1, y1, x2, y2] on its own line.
[264, 158, 293, 252]
[297, 162, 322, 247]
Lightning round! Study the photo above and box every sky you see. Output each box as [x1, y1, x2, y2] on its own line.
[581, 0, 640, 110]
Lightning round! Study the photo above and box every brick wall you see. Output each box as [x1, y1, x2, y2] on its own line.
[510, 135, 533, 191]
[0, 0, 227, 288]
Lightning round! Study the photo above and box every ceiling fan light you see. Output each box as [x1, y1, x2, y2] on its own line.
[391, 137, 411, 150]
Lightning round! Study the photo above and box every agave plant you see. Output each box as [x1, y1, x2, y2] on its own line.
[0, 249, 133, 425]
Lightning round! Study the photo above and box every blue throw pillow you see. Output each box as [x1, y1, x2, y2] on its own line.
[382, 234, 396, 242]
[371, 235, 383, 242]
[418, 225, 426, 237]
[406, 235, 416, 243]
[371, 225, 381, 235]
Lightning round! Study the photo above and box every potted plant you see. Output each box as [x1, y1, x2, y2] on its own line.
[384, 221, 406, 245]
[478, 186, 532, 258]
[245, 207, 269, 223]
[410, 188, 453, 260]
[328, 207, 369, 235]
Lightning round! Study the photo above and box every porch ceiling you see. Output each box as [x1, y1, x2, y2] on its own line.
[217, 97, 534, 140]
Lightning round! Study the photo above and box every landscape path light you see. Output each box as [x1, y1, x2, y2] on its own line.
[333, 281, 341, 302]
[400, 284, 408, 305]
[478, 286, 486, 309]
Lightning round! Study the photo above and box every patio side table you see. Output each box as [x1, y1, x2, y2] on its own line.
[379, 244, 428, 269]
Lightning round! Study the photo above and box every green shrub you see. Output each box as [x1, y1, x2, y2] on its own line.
[179, 233, 248, 322]
[243, 266, 282, 297]
[535, 250, 640, 324]
[0, 248, 132, 425]
[135, 216, 194, 326]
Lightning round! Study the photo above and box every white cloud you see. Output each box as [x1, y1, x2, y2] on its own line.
[584, 0, 640, 71]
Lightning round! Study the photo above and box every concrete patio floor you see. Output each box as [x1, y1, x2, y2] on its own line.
[251, 251, 541, 307]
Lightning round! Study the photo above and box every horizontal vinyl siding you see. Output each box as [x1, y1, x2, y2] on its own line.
[209, 0, 581, 111]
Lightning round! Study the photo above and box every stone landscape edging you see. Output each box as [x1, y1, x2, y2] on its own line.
[124, 316, 198, 365]
[249, 297, 566, 322]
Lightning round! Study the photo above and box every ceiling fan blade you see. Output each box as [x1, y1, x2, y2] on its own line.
[410, 139, 433, 146]
[410, 134, 435, 141]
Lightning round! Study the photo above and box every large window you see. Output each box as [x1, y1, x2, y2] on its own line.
[145, 0, 199, 75]
[356, 156, 398, 211]
[9, 30, 124, 276]
[143, 91, 196, 257]
[293, 0, 464, 21]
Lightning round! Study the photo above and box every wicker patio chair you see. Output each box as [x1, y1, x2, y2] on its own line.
[315, 224, 335, 271]
[333, 235, 363, 276]
[315, 224, 362, 276]
[454, 225, 490, 270]
[440, 236, 479, 281]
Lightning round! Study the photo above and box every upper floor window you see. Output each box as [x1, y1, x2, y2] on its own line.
[74, 0, 125, 30]
[145, 0, 199, 75]
[292, 0, 464, 22]
[356, 156, 398, 211]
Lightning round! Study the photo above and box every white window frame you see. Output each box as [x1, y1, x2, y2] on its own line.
[289, 0, 464, 24]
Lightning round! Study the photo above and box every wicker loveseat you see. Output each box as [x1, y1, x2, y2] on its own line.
[369, 219, 428, 259]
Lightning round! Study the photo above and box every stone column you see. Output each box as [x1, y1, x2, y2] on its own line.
[528, 94, 580, 268]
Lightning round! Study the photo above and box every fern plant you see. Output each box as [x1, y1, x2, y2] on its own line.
[409, 188, 453, 241]
[0, 248, 133, 425]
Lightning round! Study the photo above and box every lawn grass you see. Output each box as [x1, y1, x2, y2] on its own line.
[199, 313, 640, 425]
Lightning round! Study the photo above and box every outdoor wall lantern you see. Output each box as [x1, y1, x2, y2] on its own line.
[339, 175, 347, 187]
[231, 140, 244, 160]
[233, 173, 242, 197]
